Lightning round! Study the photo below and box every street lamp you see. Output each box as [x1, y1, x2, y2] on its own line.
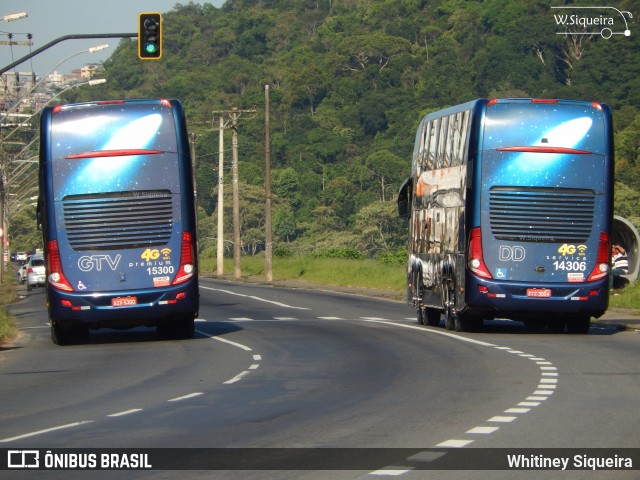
[2, 12, 28, 22]
[2, 43, 109, 117]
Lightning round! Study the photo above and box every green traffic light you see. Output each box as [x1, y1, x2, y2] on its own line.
[145, 43, 158, 54]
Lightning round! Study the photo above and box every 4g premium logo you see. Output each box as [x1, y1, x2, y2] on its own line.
[140, 247, 172, 262]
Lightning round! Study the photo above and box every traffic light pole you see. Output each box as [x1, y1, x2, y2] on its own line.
[0, 33, 137, 75]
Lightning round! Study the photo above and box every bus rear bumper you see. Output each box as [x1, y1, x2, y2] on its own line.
[47, 282, 199, 330]
[465, 275, 609, 319]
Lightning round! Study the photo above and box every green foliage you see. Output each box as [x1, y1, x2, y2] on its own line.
[48, 0, 640, 259]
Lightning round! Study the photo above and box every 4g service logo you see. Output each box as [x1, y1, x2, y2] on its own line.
[140, 248, 171, 262]
[557, 244, 588, 256]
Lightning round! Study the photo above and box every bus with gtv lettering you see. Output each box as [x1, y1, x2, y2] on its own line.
[38, 98, 199, 344]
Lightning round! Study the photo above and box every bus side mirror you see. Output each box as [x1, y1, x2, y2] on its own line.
[398, 177, 411, 219]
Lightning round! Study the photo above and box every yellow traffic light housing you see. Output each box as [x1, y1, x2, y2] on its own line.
[138, 12, 162, 60]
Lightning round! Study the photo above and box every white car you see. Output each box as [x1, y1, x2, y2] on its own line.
[26, 254, 46, 291]
[16, 252, 28, 262]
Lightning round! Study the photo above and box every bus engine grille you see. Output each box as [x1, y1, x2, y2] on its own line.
[62, 190, 174, 251]
[489, 187, 596, 243]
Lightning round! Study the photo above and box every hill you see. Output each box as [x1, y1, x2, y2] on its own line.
[59, 0, 640, 259]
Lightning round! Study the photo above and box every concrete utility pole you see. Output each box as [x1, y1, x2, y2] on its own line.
[264, 85, 273, 282]
[217, 116, 225, 277]
[211, 107, 257, 280]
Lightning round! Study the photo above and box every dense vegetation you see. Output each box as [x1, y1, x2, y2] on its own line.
[12, 0, 640, 261]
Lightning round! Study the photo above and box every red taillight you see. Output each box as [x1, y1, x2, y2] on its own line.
[467, 227, 492, 279]
[172, 232, 195, 285]
[46, 240, 74, 291]
[531, 98, 558, 104]
[587, 231, 610, 282]
[496, 146, 591, 155]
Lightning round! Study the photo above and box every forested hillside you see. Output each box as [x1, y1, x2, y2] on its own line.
[63, 0, 640, 260]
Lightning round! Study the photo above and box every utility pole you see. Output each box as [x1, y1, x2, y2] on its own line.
[211, 107, 257, 280]
[217, 116, 224, 276]
[264, 85, 273, 282]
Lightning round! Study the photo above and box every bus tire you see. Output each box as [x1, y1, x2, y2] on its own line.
[51, 323, 71, 346]
[566, 315, 590, 334]
[442, 281, 455, 331]
[425, 307, 441, 326]
[416, 308, 425, 325]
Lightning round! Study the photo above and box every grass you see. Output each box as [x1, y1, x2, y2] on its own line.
[199, 255, 407, 293]
[0, 277, 18, 345]
[609, 281, 640, 312]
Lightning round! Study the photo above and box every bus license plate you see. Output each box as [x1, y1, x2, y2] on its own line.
[112, 296, 137, 307]
[526, 288, 551, 298]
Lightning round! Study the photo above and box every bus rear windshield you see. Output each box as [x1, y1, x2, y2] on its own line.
[483, 102, 606, 155]
[50, 103, 178, 160]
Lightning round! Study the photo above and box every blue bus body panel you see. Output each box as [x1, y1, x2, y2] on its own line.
[467, 99, 613, 317]
[39, 99, 198, 329]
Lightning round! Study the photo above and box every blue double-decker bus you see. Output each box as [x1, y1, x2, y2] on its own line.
[398, 98, 614, 333]
[38, 98, 199, 344]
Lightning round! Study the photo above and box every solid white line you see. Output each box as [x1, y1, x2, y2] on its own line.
[107, 409, 143, 417]
[200, 286, 310, 310]
[168, 392, 204, 402]
[357, 318, 496, 347]
[210, 335, 253, 351]
[0, 421, 93, 443]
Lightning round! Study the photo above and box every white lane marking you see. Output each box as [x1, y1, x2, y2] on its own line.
[107, 409, 143, 417]
[168, 392, 204, 402]
[248, 364, 260, 370]
[370, 470, 412, 476]
[200, 286, 310, 310]
[224, 371, 251, 384]
[253, 355, 262, 361]
[467, 426, 499, 434]
[436, 439, 474, 448]
[318, 316, 343, 320]
[488, 416, 517, 423]
[358, 318, 496, 347]
[0, 421, 93, 443]
[209, 335, 253, 352]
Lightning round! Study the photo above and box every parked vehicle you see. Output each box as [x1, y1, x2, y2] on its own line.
[18, 258, 30, 284]
[26, 254, 46, 291]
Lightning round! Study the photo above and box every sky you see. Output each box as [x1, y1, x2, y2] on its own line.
[0, 0, 225, 76]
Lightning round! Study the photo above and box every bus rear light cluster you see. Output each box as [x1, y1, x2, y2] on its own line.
[172, 232, 195, 285]
[46, 240, 74, 292]
[159, 292, 187, 305]
[587, 232, 610, 282]
[60, 299, 89, 311]
[468, 227, 492, 279]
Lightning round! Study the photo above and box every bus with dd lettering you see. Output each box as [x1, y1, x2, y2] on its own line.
[38, 98, 199, 344]
[398, 98, 613, 333]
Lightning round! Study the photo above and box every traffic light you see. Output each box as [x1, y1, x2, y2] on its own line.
[138, 12, 162, 60]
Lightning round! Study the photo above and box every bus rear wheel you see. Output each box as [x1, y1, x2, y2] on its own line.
[566, 315, 590, 334]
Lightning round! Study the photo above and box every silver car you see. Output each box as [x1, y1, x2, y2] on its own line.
[26, 254, 46, 291]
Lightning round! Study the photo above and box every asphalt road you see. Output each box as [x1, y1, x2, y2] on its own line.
[1, 278, 638, 479]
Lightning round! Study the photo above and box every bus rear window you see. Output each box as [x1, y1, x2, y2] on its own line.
[483, 102, 606, 155]
[50, 103, 178, 160]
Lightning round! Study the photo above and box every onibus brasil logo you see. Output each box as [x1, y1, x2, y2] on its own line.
[552, 6, 632, 39]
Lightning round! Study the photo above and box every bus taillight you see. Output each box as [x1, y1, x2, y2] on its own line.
[172, 231, 195, 285]
[46, 240, 74, 291]
[467, 227, 492, 279]
[587, 231, 610, 282]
